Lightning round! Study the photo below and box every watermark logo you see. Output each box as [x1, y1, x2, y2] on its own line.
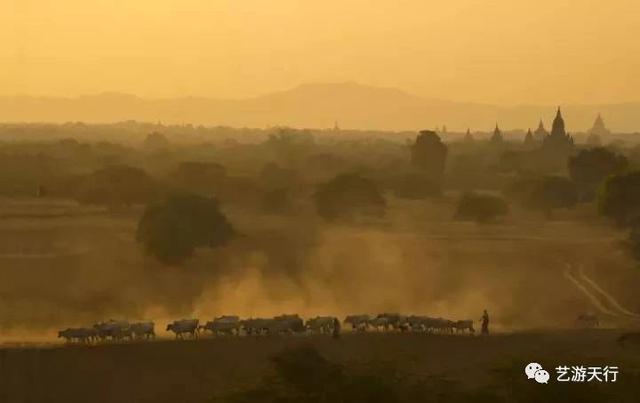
[525, 362, 548, 384]
[525, 363, 619, 384]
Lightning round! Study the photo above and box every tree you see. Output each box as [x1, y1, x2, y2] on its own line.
[410, 130, 447, 191]
[627, 222, 640, 262]
[265, 129, 314, 167]
[393, 172, 442, 199]
[260, 162, 298, 190]
[455, 192, 508, 223]
[313, 173, 386, 221]
[598, 171, 640, 226]
[505, 175, 578, 217]
[261, 187, 291, 214]
[136, 193, 234, 264]
[528, 176, 578, 216]
[143, 132, 170, 149]
[168, 161, 226, 196]
[568, 147, 628, 200]
[75, 165, 158, 208]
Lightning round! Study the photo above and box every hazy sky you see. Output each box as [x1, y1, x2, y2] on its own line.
[2, 0, 639, 104]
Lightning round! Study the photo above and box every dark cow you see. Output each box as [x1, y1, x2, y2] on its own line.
[166, 319, 199, 339]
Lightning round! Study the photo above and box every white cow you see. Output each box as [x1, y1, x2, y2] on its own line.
[305, 316, 337, 334]
[200, 316, 241, 336]
[344, 315, 371, 332]
[58, 328, 96, 344]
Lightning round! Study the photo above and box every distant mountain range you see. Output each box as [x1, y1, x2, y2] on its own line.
[1, 82, 639, 133]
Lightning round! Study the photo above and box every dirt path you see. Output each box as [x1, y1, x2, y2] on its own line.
[563, 262, 640, 324]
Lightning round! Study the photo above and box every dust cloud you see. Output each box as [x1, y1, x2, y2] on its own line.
[0, 201, 637, 344]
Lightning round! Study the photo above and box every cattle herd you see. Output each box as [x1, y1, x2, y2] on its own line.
[57, 314, 476, 344]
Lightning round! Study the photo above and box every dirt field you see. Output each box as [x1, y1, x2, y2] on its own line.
[1, 330, 639, 403]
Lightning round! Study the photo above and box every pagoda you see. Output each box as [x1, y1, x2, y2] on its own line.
[523, 128, 535, 147]
[588, 114, 611, 137]
[464, 128, 474, 142]
[490, 124, 504, 143]
[542, 107, 574, 150]
[533, 119, 548, 142]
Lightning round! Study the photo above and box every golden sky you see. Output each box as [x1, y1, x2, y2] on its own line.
[2, 0, 639, 104]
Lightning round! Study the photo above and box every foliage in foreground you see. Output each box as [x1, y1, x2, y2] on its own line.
[313, 173, 386, 221]
[137, 193, 234, 264]
[599, 171, 640, 226]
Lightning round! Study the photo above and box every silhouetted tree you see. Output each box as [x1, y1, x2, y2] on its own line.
[260, 162, 298, 190]
[75, 165, 158, 208]
[266, 129, 314, 167]
[168, 161, 226, 196]
[313, 173, 385, 221]
[143, 132, 170, 149]
[261, 187, 291, 214]
[528, 176, 578, 217]
[568, 147, 628, 200]
[455, 192, 508, 223]
[627, 222, 640, 263]
[505, 175, 578, 217]
[410, 130, 447, 192]
[137, 193, 234, 264]
[393, 172, 442, 199]
[598, 171, 640, 226]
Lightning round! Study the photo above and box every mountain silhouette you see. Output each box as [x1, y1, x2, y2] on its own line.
[1, 83, 639, 132]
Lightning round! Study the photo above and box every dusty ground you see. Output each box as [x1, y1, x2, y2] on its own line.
[1, 330, 639, 403]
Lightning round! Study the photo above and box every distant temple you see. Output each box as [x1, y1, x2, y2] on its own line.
[533, 119, 548, 142]
[464, 128, 474, 142]
[490, 124, 504, 143]
[542, 107, 574, 150]
[588, 114, 611, 137]
[523, 128, 535, 147]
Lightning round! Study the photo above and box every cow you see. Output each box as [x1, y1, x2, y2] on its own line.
[407, 315, 430, 332]
[344, 315, 371, 332]
[93, 320, 132, 342]
[58, 328, 96, 344]
[166, 319, 199, 339]
[305, 316, 337, 334]
[270, 314, 305, 335]
[199, 316, 241, 336]
[426, 317, 454, 334]
[452, 320, 475, 334]
[368, 316, 391, 331]
[408, 316, 452, 334]
[241, 318, 271, 336]
[130, 322, 155, 339]
[375, 313, 408, 331]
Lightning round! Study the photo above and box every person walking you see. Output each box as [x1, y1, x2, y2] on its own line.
[332, 317, 341, 339]
[481, 309, 490, 335]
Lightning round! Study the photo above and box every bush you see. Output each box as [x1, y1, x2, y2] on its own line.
[455, 192, 508, 223]
[598, 171, 640, 226]
[313, 173, 386, 221]
[568, 147, 628, 200]
[393, 173, 442, 199]
[167, 161, 226, 196]
[136, 193, 234, 264]
[75, 165, 158, 208]
[505, 175, 578, 217]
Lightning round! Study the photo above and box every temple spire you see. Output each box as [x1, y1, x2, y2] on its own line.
[490, 123, 503, 143]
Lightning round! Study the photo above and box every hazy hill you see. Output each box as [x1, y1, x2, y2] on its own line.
[1, 82, 639, 132]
